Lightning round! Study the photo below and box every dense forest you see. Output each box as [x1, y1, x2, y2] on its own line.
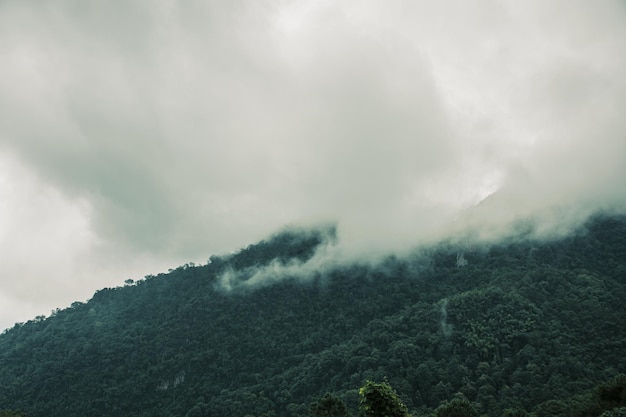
[0, 215, 625, 417]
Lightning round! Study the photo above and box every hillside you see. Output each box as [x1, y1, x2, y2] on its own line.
[0, 216, 625, 417]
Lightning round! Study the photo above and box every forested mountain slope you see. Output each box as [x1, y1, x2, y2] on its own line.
[0, 217, 625, 417]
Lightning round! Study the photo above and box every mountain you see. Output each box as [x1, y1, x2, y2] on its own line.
[0, 216, 625, 417]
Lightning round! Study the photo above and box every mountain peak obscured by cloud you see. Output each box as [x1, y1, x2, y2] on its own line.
[0, 0, 625, 330]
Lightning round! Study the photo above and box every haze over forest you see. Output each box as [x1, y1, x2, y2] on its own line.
[1, 215, 625, 417]
[0, 0, 625, 330]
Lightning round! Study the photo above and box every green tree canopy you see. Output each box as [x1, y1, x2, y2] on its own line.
[310, 393, 350, 417]
[358, 381, 409, 417]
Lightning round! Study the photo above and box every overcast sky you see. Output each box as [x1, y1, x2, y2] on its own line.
[1, 0, 625, 331]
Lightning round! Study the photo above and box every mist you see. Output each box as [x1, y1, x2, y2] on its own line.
[0, 0, 625, 330]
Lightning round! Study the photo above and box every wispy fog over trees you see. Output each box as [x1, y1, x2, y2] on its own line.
[0, 216, 625, 416]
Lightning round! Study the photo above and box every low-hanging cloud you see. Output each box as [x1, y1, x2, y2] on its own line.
[0, 0, 625, 329]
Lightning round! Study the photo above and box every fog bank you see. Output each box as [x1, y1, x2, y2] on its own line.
[0, 0, 625, 329]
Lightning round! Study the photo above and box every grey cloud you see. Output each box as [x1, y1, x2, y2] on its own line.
[0, 0, 461, 258]
[0, 0, 625, 328]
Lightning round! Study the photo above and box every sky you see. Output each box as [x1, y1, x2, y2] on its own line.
[1, 0, 625, 331]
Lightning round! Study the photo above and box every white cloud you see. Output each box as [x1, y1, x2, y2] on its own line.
[0, 0, 625, 329]
[0, 154, 94, 329]
[0, 153, 187, 331]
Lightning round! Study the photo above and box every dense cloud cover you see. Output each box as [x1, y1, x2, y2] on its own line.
[1, 0, 625, 329]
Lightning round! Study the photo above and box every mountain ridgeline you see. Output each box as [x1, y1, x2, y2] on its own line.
[1, 217, 625, 417]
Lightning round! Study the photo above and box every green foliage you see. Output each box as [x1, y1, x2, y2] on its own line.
[600, 407, 626, 417]
[310, 393, 350, 417]
[0, 411, 25, 417]
[0, 216, 624, 417]
[598, 375, 626, 409]
[433, 395, 478, 417]
[358, 381, 409, 417]
[501, 408, 528, 417]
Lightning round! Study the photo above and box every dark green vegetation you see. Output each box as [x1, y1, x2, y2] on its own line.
[0, 411, 25, 417]
[358, 380, 410, 417]
[0, 216, 625, 417]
